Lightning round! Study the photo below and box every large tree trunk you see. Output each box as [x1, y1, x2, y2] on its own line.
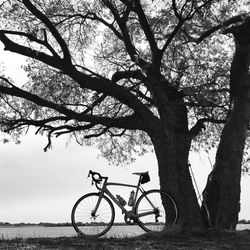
[202, 21, 250, 230]
[202, 97, 250, 229]
[149, 99, 204, 233]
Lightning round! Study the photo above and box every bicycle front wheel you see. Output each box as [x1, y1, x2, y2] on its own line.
[135, 189, 178, 233]
[71, 193, 115, 238]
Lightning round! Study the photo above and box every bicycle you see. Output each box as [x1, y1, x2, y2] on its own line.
[71, 170, 178, 238]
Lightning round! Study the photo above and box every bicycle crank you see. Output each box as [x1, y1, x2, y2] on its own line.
[124, 214, 137, 225]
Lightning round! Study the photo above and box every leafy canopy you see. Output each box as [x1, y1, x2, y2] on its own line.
[0, 0, 249, 164]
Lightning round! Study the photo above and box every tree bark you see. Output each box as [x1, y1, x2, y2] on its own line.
[149, 99, 204, 233]
[202, 21, 250, 230]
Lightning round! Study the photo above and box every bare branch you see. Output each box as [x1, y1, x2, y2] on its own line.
[109, 128, 126, 137]
[0, 30, 59, 58]
[101, 0, 137, 60]
[81, 94, 107, 115]
[0, 30, 64, 69]
[111, 70, 146, 83]
[133, 0, 160, 58]
[189, 118, 226, 138]
[0, 30, 153, 120]
[44, 131, 53, 152]
[84, 127, 108, 139]
[161, 20, 184, 54]
[196, 14, 250, 44]
[22, 0, 72, 62]
[0, 82, 147, 132]
[55, 13, 123, 40]
[0, 76, 16, 88]
[54, 123, 95, 137]
[172, 0, 182, 20]
[0, 84, 78, 118]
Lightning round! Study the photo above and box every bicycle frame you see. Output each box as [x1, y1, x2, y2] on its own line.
[72, 171, 178, 238]
[92, 178, 158, 220]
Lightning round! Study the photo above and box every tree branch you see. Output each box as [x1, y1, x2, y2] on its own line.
[0, 82, 146, 130]
[0, 30, 64, 69]
[111, 70, 146, 83]
[101, 0, 137, 61]
[196, 14, 250, 44]
[133, 0, 160, 58]
[165, 0, 214, 51]
[22, 0, 72, 62]
[55, 13, 123, 40]
[189, 118, 226, 138]
[161, 20, 184, 54]
[0, 84, 78, 118]
[81, 94, 107, 115]
[0, 30, 59, 58]
[84, 127, 109, 139]
[0, 29, 153, 120]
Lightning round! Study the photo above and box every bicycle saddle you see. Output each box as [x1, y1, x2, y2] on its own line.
[133, 171, 148, 176]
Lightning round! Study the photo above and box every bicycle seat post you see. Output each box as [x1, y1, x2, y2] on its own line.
[137, 175, 142, 187]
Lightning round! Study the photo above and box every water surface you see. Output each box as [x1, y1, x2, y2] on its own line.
[0, 224, 249, 239]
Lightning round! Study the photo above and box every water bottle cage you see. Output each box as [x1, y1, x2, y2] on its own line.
[117, 195, 126, 206]
[128, 191, 135, 206]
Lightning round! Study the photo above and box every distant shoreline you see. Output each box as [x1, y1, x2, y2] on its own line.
[1, 220, 250, 228]
[0, 222, 71, 228]
[0, 222, 133, 228]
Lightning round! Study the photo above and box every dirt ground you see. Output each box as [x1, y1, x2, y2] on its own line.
[0, 230, 250, 249]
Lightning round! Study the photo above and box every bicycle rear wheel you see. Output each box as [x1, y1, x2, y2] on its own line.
[135, 189, 178, 232]
[71, 193, 115, 238]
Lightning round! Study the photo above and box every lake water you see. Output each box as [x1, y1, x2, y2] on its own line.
[0, 225, 145, 239]
[0, 224, 249, 239]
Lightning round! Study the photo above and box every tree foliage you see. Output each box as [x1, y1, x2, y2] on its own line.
[0, 0, 249, 165]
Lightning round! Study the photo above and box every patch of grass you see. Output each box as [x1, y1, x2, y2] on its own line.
[0, 230, 250, 249]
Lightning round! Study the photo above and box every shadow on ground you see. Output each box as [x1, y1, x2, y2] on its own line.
[1, 229, 250, 249]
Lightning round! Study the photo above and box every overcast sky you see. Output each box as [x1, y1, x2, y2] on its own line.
[0, 46, 249, 224]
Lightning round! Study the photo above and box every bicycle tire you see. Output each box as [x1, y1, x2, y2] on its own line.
[71, 192, 115, 238]
[135, 189, 178, 232]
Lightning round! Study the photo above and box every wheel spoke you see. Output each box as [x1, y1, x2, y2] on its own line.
[71, 193, 115, 238]
[135, 190, 178, 232]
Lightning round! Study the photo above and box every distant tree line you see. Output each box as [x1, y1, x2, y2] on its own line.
[0, 222, 71, 227]
[1, 220, 250, 227]
[238, 220, 250, 224]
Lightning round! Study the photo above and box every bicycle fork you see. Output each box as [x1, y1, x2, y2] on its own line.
[91, 192, 104, 219]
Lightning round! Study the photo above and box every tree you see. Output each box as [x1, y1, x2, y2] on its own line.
[202, 19, 250, 229]
[0, 0, 249, 232]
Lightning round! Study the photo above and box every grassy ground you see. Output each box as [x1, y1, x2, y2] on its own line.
[0, 230, 250, 249]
